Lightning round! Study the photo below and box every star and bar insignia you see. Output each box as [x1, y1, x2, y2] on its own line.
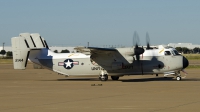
[58, 59, 79, 69]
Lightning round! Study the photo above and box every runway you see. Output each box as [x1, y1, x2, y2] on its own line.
[0, 63, 200, 112]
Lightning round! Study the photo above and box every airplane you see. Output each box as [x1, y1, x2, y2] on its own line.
[11, 32, 189, 81]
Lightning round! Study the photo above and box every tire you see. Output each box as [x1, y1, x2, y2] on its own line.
[99, 74, 108, 81]
[176, 76, 181, 81]
[111, 76, 119, 80]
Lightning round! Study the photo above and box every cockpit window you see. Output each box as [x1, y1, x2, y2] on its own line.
[173, 50, 180, 55]
[164, 51, 171, 55]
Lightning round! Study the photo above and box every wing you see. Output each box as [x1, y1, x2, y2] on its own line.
[87, 47, 132, 70]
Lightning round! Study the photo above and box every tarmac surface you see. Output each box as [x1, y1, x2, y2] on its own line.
[0, 63, 200, 112]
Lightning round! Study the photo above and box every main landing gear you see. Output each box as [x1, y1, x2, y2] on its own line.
[99, 74, 108, 81]
[111, 76, 119, 80]
[99, 70, 121, 81]
[99, 75, 120, 81]
[99, 71, 108, 81]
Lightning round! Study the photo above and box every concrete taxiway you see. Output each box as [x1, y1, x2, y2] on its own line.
[0, 63, 200, 112]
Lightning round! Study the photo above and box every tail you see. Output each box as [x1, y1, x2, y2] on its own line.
[11, 33, 49, 69]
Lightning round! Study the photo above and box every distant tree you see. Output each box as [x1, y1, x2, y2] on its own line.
[193, 47, 200, 53]
[175, 47, 182, 53]
[54, 50, 58, 53]
[182, 47, 189, 54]
[60, 49, 70, 53]
[6, 51, 13, 57]
[189, 49, 193, 54]
[0, 50, 6, 55]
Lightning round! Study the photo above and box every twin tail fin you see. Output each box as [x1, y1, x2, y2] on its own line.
[11, 33, 49, 69]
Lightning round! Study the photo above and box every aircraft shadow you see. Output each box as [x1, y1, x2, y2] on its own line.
[38, 78, 99, 81]
[120, 77, 200, 82]
[39, 77, 200, 82]
[57, 78, 99, 81]
[119, 77, 173, 82]
[56, 77, 200, 82]
[56, 77, 173, 82]
[180, 78, 200, 81]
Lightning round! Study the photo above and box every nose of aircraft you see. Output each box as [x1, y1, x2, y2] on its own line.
[183, 56, 189, 69]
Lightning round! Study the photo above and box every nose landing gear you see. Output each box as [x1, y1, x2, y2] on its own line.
[174, 71, 183, 81]
[176, 76, 182, 81]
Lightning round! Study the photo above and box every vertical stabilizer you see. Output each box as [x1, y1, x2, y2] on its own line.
[12, 35, 30, 69]
[12, 33, 49, 69]
[30, 33, 46, 48]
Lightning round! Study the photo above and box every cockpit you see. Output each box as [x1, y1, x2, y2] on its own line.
[172, 49, 180, 55]
[164, 51, 171, 55]
[164, 49, 180, 56]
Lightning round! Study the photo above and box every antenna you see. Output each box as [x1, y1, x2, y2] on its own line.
[3, 42, 5, 50]
[87, 42, 89, 48]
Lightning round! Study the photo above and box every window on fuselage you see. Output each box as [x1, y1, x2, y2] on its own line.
[164, 51, 171, 55]
[173, 50, 180, 55]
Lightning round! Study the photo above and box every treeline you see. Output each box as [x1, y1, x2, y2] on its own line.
[0, 50, 12, 57]
[0, 49, 71, 58]
[53, 49, 70, 53]
[1, 47, 199, 58]
[175, 47, 200, 54]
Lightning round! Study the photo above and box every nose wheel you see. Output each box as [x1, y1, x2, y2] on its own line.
[176, 76, 182, 81]
[174, 71, 182, 81]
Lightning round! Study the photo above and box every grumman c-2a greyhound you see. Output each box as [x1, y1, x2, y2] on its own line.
[11, 33, 189, 81]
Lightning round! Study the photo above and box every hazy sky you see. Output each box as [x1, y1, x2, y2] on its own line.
[0, 0, 200, 47]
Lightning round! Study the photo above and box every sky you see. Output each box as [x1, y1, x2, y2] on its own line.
[0, 0, 200, 47]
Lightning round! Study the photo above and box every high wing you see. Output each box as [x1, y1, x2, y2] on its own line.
[87, 47, 134, 70]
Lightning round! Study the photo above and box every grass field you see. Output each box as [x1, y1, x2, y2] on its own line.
[187, 65, 200, 69]
[0, 58, 13, 64]
[183, 54, 200, 60]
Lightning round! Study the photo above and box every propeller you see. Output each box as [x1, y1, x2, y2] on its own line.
[146, 32, 153, 50]
[133, 31, 144, 62]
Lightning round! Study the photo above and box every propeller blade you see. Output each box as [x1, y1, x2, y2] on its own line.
[133, 31, 140, 48]
[134, 47, 144, 55]
[133, 31, 144, 62]
[136, 54, 140, 62]
[146, 32, 152, 50]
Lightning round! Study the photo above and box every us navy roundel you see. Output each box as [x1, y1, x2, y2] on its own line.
[64, 59, 74, 69]
[58, 59, 79, 69]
